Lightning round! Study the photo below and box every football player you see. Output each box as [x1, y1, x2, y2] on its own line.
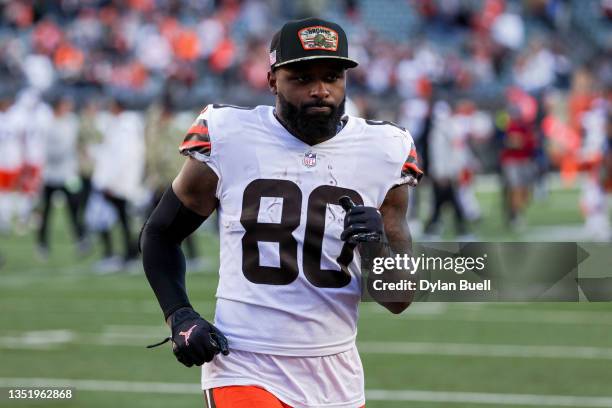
[141, 17, 423, 408]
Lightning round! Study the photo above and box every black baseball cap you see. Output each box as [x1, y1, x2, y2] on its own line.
[269, 17, 358, 70]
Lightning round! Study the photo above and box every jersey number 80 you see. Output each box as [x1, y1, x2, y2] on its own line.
[240, 179, 363, 289]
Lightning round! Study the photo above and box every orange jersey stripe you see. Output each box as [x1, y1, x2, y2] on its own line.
[402, 161, 423, 175]
[186, 125, 209, 135]
[180, 140, 211, 150]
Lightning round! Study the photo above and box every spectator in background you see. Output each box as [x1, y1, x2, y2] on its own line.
[488, 0, 525, 75]
[513, 38, 556, 95]
[579, 95, 610, 240]
[569, 68, 597, 137]
[91, 96, 145, 272]
[605, 91, 612, 194]
[397, 79, 434, 229]
[603, 0, 612, 19]
[424, 101, 469, 238]
[37, 96, 87, 259]
[0, 91, 23, 233]
[14, 89, 53, 233]
[452, 99, 489, 223]
[76, 98, 104, 223]
[540, 89, 580, 185]
[500, 103, 538, 228]
[240, 39, 271, 91]
[143, 97, 201, 266]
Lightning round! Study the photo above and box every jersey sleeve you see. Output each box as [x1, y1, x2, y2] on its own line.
[394, 134, 424, 188]
[178, 104, 220, 177]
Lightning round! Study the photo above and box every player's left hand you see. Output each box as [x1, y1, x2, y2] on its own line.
[340, 196, 384, 244]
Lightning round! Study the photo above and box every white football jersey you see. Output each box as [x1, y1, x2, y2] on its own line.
[181, 104, 421, 357]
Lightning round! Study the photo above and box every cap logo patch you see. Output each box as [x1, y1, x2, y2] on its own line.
[269, 50, 277, 65]
[297, 26, 338, 51]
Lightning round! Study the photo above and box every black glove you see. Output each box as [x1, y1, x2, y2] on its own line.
[147, 308, 229, 367]
[339, 196, 385, 244]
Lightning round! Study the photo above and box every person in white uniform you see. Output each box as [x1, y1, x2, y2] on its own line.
[37, 95, 85, 257]
[141, 17, 423, 408]
[92, 96, 145, 267]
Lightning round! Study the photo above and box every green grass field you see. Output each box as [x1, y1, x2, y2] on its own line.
[1, 186, 612, 407]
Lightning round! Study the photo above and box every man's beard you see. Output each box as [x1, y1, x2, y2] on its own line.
[277, 93, 345, 141]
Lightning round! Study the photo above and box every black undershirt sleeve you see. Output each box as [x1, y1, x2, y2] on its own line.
[140, 186, 207, 320]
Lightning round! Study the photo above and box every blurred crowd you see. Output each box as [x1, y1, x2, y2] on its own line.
[1, 0, 610, 105]
[0, 0, 611, 270]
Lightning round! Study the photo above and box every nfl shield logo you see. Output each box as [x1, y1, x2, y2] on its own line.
[303, 151, 317, 167]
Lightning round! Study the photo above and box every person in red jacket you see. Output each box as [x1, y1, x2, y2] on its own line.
[501, 105, 537, 227]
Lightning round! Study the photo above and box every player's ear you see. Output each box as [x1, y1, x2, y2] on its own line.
[268, 70, 277, 95]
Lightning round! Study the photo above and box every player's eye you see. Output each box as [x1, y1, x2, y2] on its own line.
[325, 71, 344, 82]
[296, 75, 311, 84]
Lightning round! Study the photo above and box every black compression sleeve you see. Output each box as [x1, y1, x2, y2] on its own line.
[140, 186, 207, 320]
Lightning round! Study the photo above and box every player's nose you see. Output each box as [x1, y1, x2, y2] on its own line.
[310, 80, 330, 99]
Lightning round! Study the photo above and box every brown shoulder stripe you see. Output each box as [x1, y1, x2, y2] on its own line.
[179, 141, 211, 157]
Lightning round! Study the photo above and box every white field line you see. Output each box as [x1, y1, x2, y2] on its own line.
[451, 310, 612, 326]
[365, 389, 612, 407]
[357, 341, 612, 360]
[0, 299, 216, 314]
[360, 305, 612, 326]
[1, 378, 611, 407]
[3, 329, 612, 361]
[0, 330, 75, 349]
[360, 311, 612, 326]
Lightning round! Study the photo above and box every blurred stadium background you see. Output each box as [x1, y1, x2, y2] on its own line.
[1, 0, 611, 407]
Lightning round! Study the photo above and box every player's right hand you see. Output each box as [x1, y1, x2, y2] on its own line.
[169, 307, 229, 367]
